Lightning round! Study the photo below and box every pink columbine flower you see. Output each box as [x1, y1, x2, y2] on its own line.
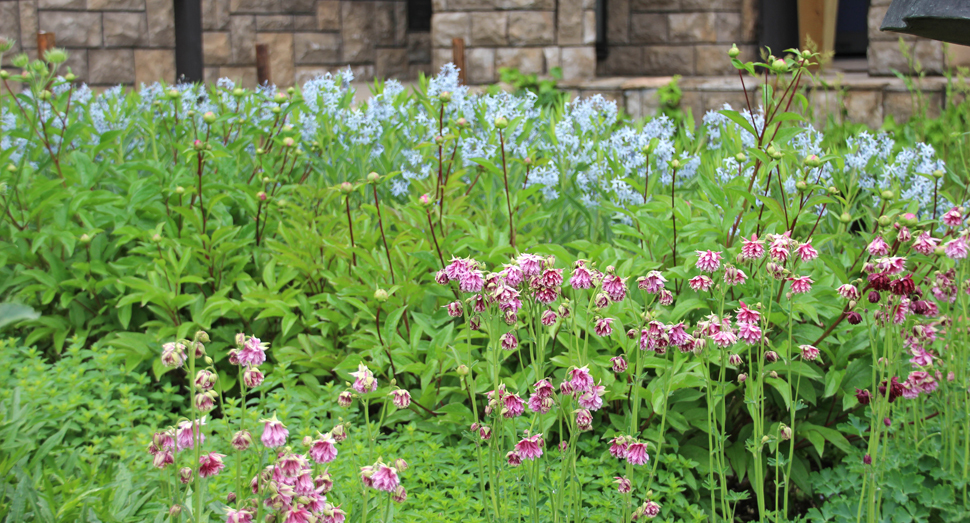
[868, 237, 890, 256]
[198, 452, 226, 478]
[723, 266, 747, 285]
[595, 318, 615, 336]
[614, 476, 632, 493]
[575, 409, 593, 431]
[942, 206, 963, 227]
[541, 309, 557, 325]
[837, 284, 860, 300]
[338, 390, 353, 407]
[609, 436, 628, 458]
[769, 235, 790, 262]
[226, 509, 254, 523]
[540, 268, 564, 288]
[501, 263, 524, 287]
[503, 393, 525, 418]
[309, 433, 338, 463]
[945, 237, 968, 259]
[507, 450, 523, 466]
[688, 275, 713, 292]
[638, 271, 667, 293]
[897, 225, 912, 242]
[528, 393, 554, 414]
[695, 250, 722, 273]
[578, 384, 605, 411]
[161, 342, 186, 368]
[611, 355, 628, 373]
[912, 232, 939, 255]
[390, 389, 411, 409]
[711, 329, 737, 347]
[594, 292, 611, 308]
[350, 363, 378, 393]
[518, 253, 544, 276]
[238, 336, 267, 367]
[876, 256, 907, 275]
[569, 366, 594, 393]
[243, 367, 264, 388]
[570, 261, 594, 289]
[625, 441, 649, 465]
[728, 353, 743, 365]
[534, 379, 555, 398]
[260, 415, 288, 448]
[737, 322, 762, 344]
[176, 418, 206, 451]
[741, 235, 765, 260]
[800, 345, 820, 361]
[370, 463, 400, 492]
[435, 269, 450, 284]
[500, 331, 518, 350]
[515, 433, 544, 460]
[458, 270, 484, 293]
[736, 301, 760, 323]
[602, 274, 628, 302]
[284, 505, 312, 523]
[789, 275, 813, 294]
[153, 450, 174, 469]
[446, 301, 463, 317]
[658, 289, 673, 305]
[195, 392, 215, 413]
[637, 500, 661, 519]
[194, 369, 216, 391]
[795, 241, 819, 262]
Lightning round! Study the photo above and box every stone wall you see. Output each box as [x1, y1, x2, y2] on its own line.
[430, 0, 597, 83]
[0, 0, 432, 88]
[202, 0, 432, 87]
[599, 0, 759, 77]
[0, 0, 177, 87]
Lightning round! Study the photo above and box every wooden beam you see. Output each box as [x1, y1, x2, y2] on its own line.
[255, 43, 271, 87]
[37, 32, 55, 60]
[452, 37, 466, 85]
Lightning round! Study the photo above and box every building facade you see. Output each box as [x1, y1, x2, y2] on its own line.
[0, 0, 956, 89]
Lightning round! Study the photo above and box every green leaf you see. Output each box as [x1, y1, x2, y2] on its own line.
[0, 303, 40, 331]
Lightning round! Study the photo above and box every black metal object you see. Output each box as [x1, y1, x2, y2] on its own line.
[881, 0, 970, 46]
[408, 0, 432, 32]
[174, 0, 203, 83]
[760, 0, 799, 56]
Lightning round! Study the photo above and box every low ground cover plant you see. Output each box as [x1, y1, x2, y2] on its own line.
[1, 37, 970, 521]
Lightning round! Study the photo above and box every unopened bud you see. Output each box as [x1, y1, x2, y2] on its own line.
[195, 330, 210, 343]
[203, 111, 216, 124]
[339, 181, 353, 193]
[374, 289, 389, 302]
[434, 135, 444, 145]
[79, 233, 91, 244]
[772, 59, 788, 73]
[735, 153, 746, 163]
[367, 171, 381, 182]
[878, 215, 891, 227]
[167, 89, 180, 100]
[257, 191, 267, 201]
[839, 212, 852, 224]
[282, 137, 295, 148]
[728, 44, 740, 58]
[494, 116, 508, 129]
[274, 92, 288, 104]
[439, 91, 452, 103]
[795, 180, 808, 192]
[827, 186, 838, 195]
[169, 505, 182, 516]
[456, 364, 469, 376]
[670, 158, 681, 169]
[933, 169, 944, 179]
[233, 88, 245, 97]
[880, 190, 894, 200]
[456, 117, 468, 127]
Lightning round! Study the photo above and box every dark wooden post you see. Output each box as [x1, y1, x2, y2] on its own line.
[452, 38, 466, 85]
[37, 32, 55, 60]
[255, 44, 271, 86]
[173, 0, 203, 83]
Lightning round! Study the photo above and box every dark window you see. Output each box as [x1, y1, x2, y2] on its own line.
[408, 0, 432, 32]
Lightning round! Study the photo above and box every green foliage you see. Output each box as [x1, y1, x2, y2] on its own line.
[496, 66, 569, 109]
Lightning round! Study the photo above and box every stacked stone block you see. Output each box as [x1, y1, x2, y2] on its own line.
[430, 0, 597, 83]
[600, 0, 758, 77]
[203, 0, 432, 88]
[1, 0, 176, 87]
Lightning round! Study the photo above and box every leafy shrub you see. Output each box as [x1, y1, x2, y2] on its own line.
[1, 42, 970, 522]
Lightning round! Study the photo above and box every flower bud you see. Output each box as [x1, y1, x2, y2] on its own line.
[394, 458, 408, 471]
[0, 38, 12, 53]
[282, 137, 295, 148]
[202, 111, 216, 124]
[803, 154, 820, 168]
[272, 106, 281, 114]
[11, 53, 28, 69]
[827, 186, 838, 195]
[193, 139, 204, 151]
[839, 212, 852, 224]
[374, 289, 390, 302]
[339, 181, 353, 193]
[195, 330, 210, 343]
[456, 364, 469, 376]
[434, 135, 445, 145]
[302, 435, 313, 446]
[232, 88, 245, 98]
[256, 191, 267, 202]
[456, 117, 468, 127]
[79, 233, 91, 244]
[670, 158, 681, 169]
[167, 89, 180, 100]
[795, 180, 808, 192]
[738, 373, 747, 383]
[769, 371, 779, 379]
[779, 424, 792, 440]
[419, 193, 432, 206]
[169, 505, 182, 516]
[439, 91, 452, 103]
[274, 92, 288, 104]
[0, 71, 8, 80]
[367, 171, 381, 182]
[771, 59, 788, 73]
[878, 215, 891, 227]
[494, 116, 508, 129]
[766, 145, 778, 157]
[880, 190, 894, 200]
[735, 153, 746, 163]
[179, 467, 193, 484]
[728, 44, 740, 58]
[933, 169, 944, 179]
